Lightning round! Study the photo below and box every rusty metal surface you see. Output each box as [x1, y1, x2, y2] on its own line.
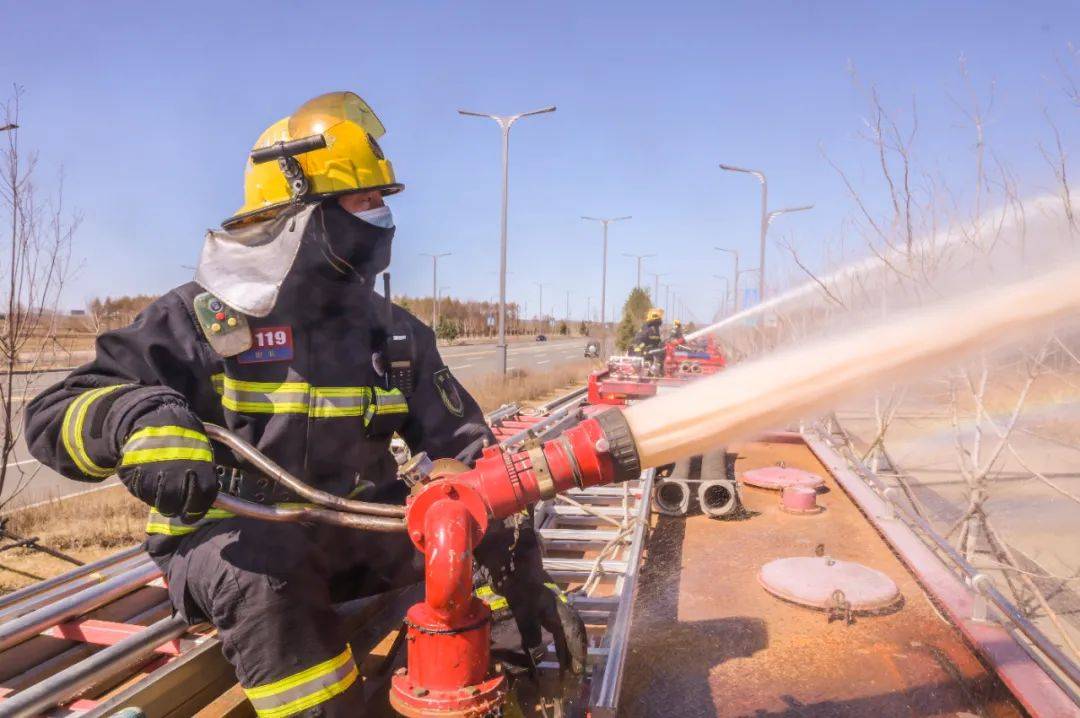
[758, 557, 901, 611]
[619, 439, 1026, 718]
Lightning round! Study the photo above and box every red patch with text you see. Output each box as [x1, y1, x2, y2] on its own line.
[238, 326, 295, 364]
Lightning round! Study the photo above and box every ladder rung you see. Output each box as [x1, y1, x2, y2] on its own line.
[543, 558, 627, 573]
[566, 486, 643, 497]
[539, 528, 621, 541]
[551, 505, 635, 517]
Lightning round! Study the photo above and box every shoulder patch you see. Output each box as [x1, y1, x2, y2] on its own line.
[433, 366, 465, 417]
[193, 292, 252, 357]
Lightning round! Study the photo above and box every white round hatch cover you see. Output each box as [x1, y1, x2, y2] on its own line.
[741, 466, 825, 491]
[758, 556, 900, 611]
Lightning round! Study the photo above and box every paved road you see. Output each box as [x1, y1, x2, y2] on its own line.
[0, 337, 588, 510]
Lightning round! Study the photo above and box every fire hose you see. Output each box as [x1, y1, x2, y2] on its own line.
[202, 409, 642, 717]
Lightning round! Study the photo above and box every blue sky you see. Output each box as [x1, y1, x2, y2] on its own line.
[1, 1, 1076, 323]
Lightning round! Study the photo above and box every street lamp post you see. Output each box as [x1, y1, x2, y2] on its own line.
[582, 216, 631, 355]
[712, 274, 731, 316]
[648, 272, 668, 305]
[533, 281, 546, 321]
[737, 267, 760, 301]
[622, 252, 655, 289]
[420, 252, 451, 327]
[460, 105, 556, 374]
[438, 285, 451, 329]
[714, 247, 740, 312]
[719, 163, 813, 302]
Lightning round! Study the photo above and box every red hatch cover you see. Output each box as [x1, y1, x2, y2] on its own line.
[741, 466, 825, 491]
[758, 556, 900, 611]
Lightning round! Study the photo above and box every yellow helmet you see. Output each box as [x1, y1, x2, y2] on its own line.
[646, 307, 664, 322]
[673, 319, 682, 327]
[224, 91, 404, 228]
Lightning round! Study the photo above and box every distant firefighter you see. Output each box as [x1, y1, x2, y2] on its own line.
[667, 318, 685, 343]
[631, 307, 665, 356]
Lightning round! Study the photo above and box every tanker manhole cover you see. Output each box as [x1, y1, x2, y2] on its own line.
[741, 466, 825, 491]
[758, 556, 900, 611]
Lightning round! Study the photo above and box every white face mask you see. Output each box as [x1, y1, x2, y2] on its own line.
[351, 205, 394, 229]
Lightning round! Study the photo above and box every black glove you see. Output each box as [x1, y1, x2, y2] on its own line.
[475, 514, 589, 676]
[117, 404, 217, 522]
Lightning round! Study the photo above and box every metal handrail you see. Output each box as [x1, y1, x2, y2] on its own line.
[0, 546, 145, 613]
[813, 423, 1080, 693]
[0, 615, 190, 718]
[535, 385, 588, 413]
[0, 561, 162, 652]
[498, 401, 586, 450]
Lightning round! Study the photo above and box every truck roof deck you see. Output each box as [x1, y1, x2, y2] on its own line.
[619, 437, 1027, 718]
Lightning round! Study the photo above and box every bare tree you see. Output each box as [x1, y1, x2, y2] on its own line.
[767, 59, 1080, 661]
[1055, 42, 1079, 108]
[0, 86, 78, 510]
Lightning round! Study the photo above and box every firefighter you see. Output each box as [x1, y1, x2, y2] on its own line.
[630, 307, 664, 356]
[24, 92, 585, 717]
[667, 319, 685, 344]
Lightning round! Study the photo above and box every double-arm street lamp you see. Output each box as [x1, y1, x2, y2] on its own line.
[719, 164, 813, 303]
[622, 252, 655, 289]
[460, 105, 556, 374]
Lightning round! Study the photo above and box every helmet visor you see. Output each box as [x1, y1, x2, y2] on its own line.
[288, 91, 386, 140]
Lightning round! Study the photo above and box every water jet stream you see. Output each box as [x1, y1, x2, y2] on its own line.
[625, 258, 1080, 467]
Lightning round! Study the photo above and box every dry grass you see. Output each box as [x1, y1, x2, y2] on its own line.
[0, 362, 599, 593]
[462, 360, 598, 413]
[1, 485, 147, 592]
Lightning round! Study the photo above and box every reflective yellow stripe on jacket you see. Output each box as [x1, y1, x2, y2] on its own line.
[144, 502, 317, 536]
[244, 644, 359, 718]
[145, 507, 235, 536]
[475, 582, 569, 614]
[364, 387, 407, 427]
[219, 376, 375, 418]
[221, 378, 311, 414]
[310, 387, 370, 418]
[121, 425, 213, 466]
[475, 584, 509, 612]
[60, 384, 128, 478]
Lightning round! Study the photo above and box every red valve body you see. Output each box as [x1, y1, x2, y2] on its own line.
[389, 414, 636, 716]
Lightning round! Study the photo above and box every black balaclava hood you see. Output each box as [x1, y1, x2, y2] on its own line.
[276, 200, 394, 319]
[294, 200, 394, 286]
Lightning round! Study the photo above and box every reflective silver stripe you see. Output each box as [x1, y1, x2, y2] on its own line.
[310, 387, 370, 418]
[222, 383, 310, 414]
[145, 507, 235, 536]
[364, 387, 407, 425]
[245, 645, 358, 718]
[60, 385, 127, 478]
[121, 426, 212, 466]
[123, 433, 210, 453]
[219, 377, 372, 418]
